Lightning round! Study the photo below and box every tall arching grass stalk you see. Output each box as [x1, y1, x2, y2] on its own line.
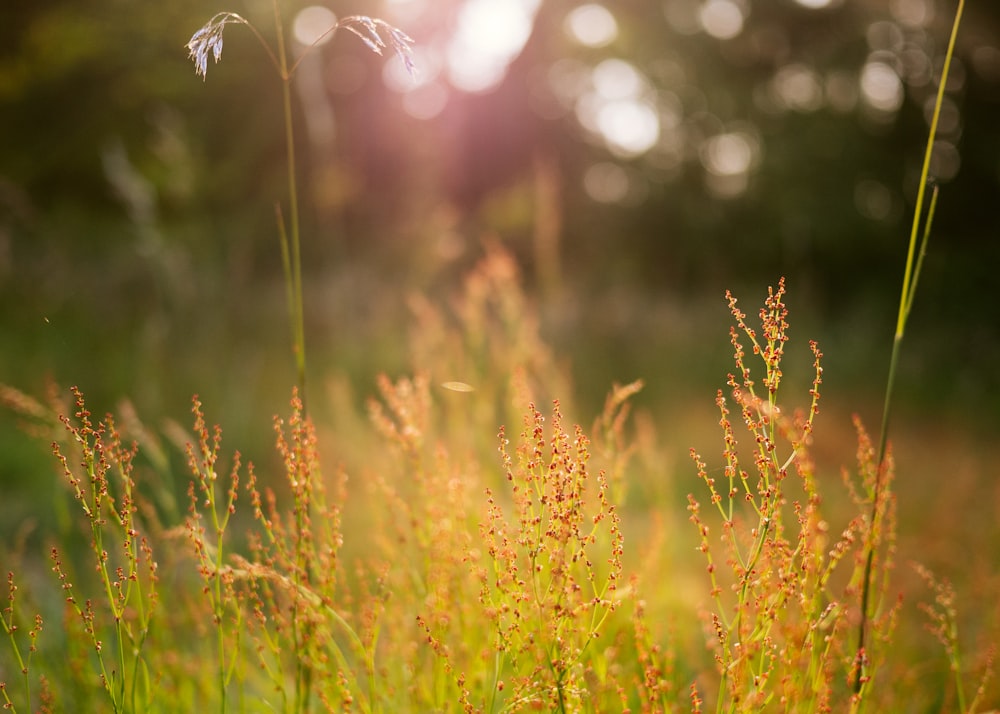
[186, 5, 415, 412]
[854, 0, 964, 693]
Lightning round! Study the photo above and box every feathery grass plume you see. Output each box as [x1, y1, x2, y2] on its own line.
[185, 12, 249, 81]
[337, 16, 417, 77]
[185, 12, 415, 83]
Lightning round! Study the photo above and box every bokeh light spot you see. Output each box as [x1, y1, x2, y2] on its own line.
[866, 21, 904, 52]
[972, 45, 1000, 83]
[293, 6, 338, 47]
[860, 61, 904, 113]
[592, 59, 644, 100]
[384, 45, 448, 119]
[929, 140, 961, 181]
[890, 0, 934, 28]
[772, 64, 824, 112]
[583, 162, 630, 203]
[854, 179, 895, 221]
[793, 0, 836, 8]
[664, 0, 702, 36]
[596, 100, 660, 157]
[825, 70, 859, 112]
[403, 82, 449, 120]
[385, 0, 428, 23]
[384, 46, 437, 92]
[699, 0, 744, 40]
[700, 129, 759, 198]
[547, 58, 592, 107]
[923, 95, 961, 137]
[575, 59, 661, 157]
[900, 47, 932, 87]
[935, 56, 966, 92]
[565, 4, 618, 48]
[701, 132, 753, 177]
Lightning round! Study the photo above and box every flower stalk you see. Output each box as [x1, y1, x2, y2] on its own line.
[853, 0, 964, 694]
[186, 4, 415, 412]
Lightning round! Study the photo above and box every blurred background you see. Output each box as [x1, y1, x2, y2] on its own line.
[2, 0, 999, 511]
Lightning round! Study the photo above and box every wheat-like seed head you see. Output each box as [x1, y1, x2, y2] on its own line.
[186, 12, 415, 82]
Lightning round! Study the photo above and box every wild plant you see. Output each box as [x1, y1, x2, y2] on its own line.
[401, 391, 630, 712]
[182, 395, 246, 710]
[687, 281, 900, 711]
[1, 572, 48, 712]
[182, 11, 415, 705]
[484, 400, 624, 710]
[336, 301, 647, 713]
[406, 241, 574, 440]
[46, 387, 160, 712]
[183, 389, 376, 713]
[362, 372, 483, 708]
[1, 0, 994, 711]
[853, 0, 965, 694]
[914, 563, 997, 712]
[186, 5, 415, 408]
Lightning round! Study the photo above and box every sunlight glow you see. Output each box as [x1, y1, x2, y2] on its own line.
[403, 82, 450, 119]
[446, 0, 541, 93]
[384, 46, 450, 120]
[385, 0, 428, 23]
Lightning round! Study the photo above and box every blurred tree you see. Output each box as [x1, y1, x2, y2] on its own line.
[1, 0, 998, 418]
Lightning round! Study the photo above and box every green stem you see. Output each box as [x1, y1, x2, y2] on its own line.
[853, 0, 963, 693]
[273, 0, 308, 415]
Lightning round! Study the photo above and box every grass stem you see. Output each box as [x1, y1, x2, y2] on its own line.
[271, 0, 308, 415]
[853, 0, 964, 694]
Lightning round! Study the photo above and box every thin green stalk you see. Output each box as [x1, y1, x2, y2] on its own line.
[853, 0, 963, 694]
[188, 10, 414, 416]
[2, 574, 36, 713]
[272, 0, 308, 415]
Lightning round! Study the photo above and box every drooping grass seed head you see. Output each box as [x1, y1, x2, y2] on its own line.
[186, 12, 415, 82]
[337, 16, 416, 78]
[186, 12, 249, 81]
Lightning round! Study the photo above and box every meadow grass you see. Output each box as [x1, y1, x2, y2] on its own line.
[3, 246, 997, 712]
[2, 0, 997, 711]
